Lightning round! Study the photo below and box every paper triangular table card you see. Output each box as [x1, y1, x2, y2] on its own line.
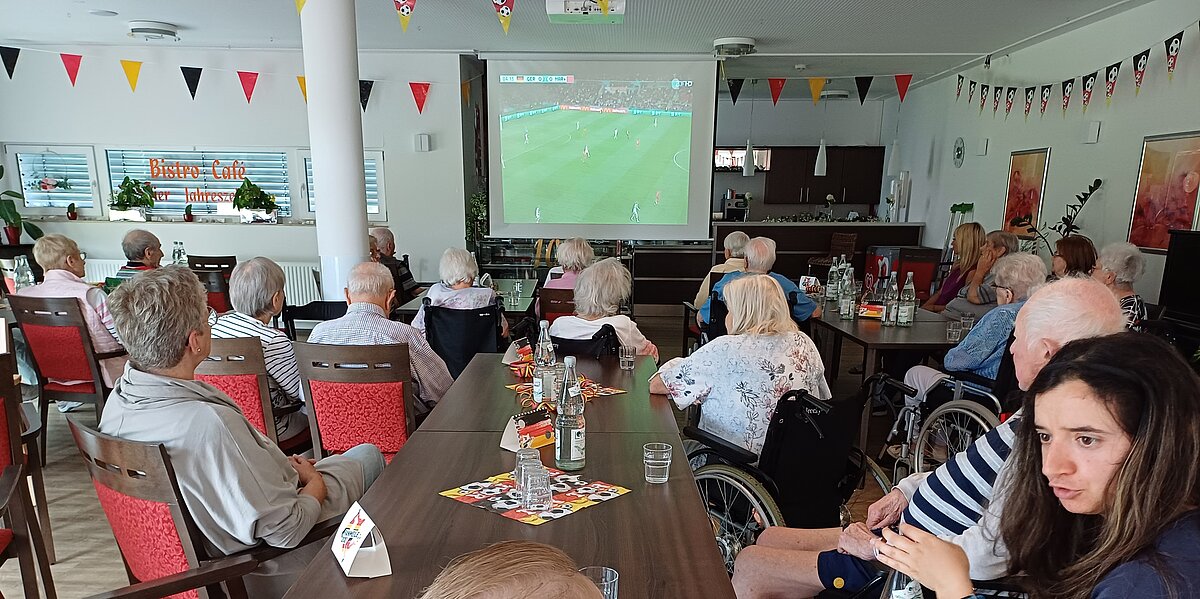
[331, 502, 391, 578]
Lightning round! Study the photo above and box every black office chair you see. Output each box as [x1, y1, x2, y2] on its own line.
[280, 301, 348, 341]
[423, 297, 505, 378]
[551, 324, 620, 359]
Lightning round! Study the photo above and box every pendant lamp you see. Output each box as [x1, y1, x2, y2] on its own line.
[887, 138, 900, 177]
[814, 139, 828, 176]
[743, 139, 755, 177]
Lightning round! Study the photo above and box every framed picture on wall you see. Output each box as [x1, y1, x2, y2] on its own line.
[1002, 148, 1051, 240]
[1128, 130, 1200, 253]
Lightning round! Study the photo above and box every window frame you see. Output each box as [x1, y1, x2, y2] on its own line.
[296, 149, 387, 223]
[3, 144, 103, 217]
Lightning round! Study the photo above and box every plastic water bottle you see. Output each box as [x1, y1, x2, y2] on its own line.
[839, 267, 856, 320]
[882, 272, 899, 327]
[171, 242, 180, 265]
[897, 272, 917, 327]
[13, 256, 34, 292]
[555, 356, 586, 471]
[532, 320, 556, 405]
[888, 571, 924, 599]
[177, 242, 189, 267]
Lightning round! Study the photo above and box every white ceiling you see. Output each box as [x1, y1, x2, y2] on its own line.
[0, 0, 1153, 99]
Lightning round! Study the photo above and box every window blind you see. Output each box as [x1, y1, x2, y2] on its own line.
[106, 149, 291, 216]
[16, 152, 95, 209]
[305, 157, 380, 215]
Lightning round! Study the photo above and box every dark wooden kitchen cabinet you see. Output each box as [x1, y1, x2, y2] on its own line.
[764, 145, 882, 204]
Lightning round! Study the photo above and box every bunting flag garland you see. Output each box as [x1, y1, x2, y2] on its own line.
[727, 78, 745, 105]
[60, 53, 82, 87]
[359, 80, 375, 111]
[968, 80, 976, 104]
[120, 60, 142, 92]
[493, 0, 515, 34]
[855, 76, 873, 105]
[409, 81, 430, 113]
[1081, 71, 1098, 113]
[1061, 78, 1074, 115]
[956, 75, 964, 100]
[297, 76, 308, 102]
[394, 0, 416, 32]
[1165, 30, 1184, 80]
[598, 0, 609, 15]
[1023, 86, 1035, 121]
[461, 80, 471, 105]
[180, 66, 202, 99]
[767, 78, 786, 105]
[992, 85, 1002, 116]
[1040, 84, 1052, 116]
[1104, 61, 1121, 106]
[295, 0, 306, 15]
[808, 77, 826, 105]
[237, 70, 259, 104]
[1004, 87, 1016, 119]
[1133, 48, 1151, 94]
[895, 74, 912, 102]
[0, 47, 17, 80]
[979, 84, 989, 113]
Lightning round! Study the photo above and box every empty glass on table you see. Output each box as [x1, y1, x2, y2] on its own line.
[580, 566, 619, 599]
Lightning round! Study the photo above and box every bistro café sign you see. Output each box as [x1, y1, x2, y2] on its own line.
[145, 158, 248, 203]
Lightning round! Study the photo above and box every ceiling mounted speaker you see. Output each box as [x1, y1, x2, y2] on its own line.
[713, 37, 757, 57]
[128, 21, 179, 41]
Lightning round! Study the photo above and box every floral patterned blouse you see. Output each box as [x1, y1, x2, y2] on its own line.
[658, 332, 831, 455]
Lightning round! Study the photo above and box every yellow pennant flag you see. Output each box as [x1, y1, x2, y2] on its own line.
[598, 0, 609, 14]
[495, 0, 514, 34]
[120, 60, 143, 92]
[461, 80, 471, 105]
[297, 76, 308, 103]
[295, 0, 306, 15]
[808, 77, 827, 105]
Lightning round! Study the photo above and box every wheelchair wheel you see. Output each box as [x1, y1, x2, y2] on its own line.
[682, 439, 713, 471]
[693, 463, 785, 575]
[913, 400, 998, 473]
[838, 448, 892, 527]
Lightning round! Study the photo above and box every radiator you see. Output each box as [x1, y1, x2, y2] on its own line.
[85, 259, 322, 306]
[85, 259, 125, 281]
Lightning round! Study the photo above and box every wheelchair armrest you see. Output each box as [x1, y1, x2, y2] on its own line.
[866, 372, 918, 397]
[95, 349, 128, 361]
[682, 301, 698, 312]
[683, 425, 757, 465]
[943, 370, 996, 390]
[781, 388, 833, 414]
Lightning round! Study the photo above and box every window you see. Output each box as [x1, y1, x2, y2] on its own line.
[8, 146, 98, 211]
[713, 148, 771, 172]
[106, 149, 291, 216]
[303, 151, 385, 221]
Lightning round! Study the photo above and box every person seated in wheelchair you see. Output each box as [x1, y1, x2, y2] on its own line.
[697, 236, 821, 328]
[413, 247, 509, 338]
[651, 274, 830, 455]
[731, 277, 1127, 598]
[549, 258, 659, 361]
[902, 253, 1046, 410]
[876, 333, 1200, 599]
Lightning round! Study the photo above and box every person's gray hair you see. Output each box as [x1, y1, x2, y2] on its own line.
[744, 237, 777, 273]
[724, 231, 750, 258]
[369, 227, 395, 255]
[229, 257, 286, 318]
[439, 247, 479, 285]
[107, 265, 208, 371]
[1097, 242, 1145, 287]
[1018, 277, 1126, 352]
[573, 258, 630, 318]
[992, 253, 1046, 301]
[121, 229, 160, 262]
[556, 238, 595, 273]
[32, 234, 80, 271]
[347, 262, 394, 298]
[987, 230, 1020, 255]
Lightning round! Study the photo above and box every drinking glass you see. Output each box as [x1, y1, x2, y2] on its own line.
[580, 566, 619, 599]
[946, 320, 963, 343]
[961, 315, 975, 331]
[512, 448, 541, 497]
[618, 346, 636, 370]
[520, 466, 553, 511]
[643, 442, 672, 484]
[512, 280, 523, 298]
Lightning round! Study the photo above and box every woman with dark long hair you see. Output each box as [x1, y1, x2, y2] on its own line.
[875, 332, 1200, 598]
[1052, 234, 1098, 279]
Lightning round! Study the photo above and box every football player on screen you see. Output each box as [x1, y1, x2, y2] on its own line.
[630, 202, 641, 223]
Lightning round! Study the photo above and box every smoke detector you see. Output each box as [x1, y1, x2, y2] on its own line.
[128, 21, 179, 41]
[820, 89, 851, 100]
[713, 37, 756, 57]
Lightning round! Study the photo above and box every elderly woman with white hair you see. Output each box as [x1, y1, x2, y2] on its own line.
[534, 237, 593, 315]
[1092, 241, 1148, 332]
[902, 253, 1047, 408]
[413, 248, 508, 337]
[651, 274, 829, 454]
[548, 258, 659, 360]
[210, 257, 308, 442]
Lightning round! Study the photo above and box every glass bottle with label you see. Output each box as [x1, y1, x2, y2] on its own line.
[532, 320, 556, 405]
[839, 267, 856, 320]
[13, 256, 34, 292]
[887, 570, 924, 599]
[897, 272, 917, 327]
[882, 272, 899, 327]
[554, 355, 586, 471]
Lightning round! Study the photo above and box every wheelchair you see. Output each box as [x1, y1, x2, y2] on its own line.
[682, 374, 908, 574]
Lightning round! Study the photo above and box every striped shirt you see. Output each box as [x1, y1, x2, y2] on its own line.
[210, 311, 308, 441]
[306, 302, 453, 412]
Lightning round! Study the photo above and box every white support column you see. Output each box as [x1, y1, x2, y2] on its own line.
[300, 0, 369, 300]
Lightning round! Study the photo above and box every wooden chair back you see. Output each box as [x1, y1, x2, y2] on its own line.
[294, 343, 414, 461]
[187, 256, 237, 278]
[537, 287, 575, 324]
[195, 338, 275, 443]
[193, 269, 232, 314]
[549, 271, 564, 280]
[829, 233, 858, 258]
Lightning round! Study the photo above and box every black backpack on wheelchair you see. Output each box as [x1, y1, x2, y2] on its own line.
[550, 324, 620, 359]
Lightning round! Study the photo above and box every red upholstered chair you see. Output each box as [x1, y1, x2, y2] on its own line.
[294, 342, 414, 462]
[537, 287, 575, 325]
[195, 338, 310, 454]
[193, 269, 232, 315]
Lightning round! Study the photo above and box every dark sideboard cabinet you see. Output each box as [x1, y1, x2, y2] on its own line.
[764, 146, 885, 205]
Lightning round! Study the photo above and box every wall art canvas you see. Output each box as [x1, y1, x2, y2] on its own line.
[1002, 148, 1051, 239]
[1128, 131, 1200, 252]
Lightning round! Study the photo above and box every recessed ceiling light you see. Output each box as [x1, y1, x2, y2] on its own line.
[794, 64, 808, 71]
[89, 9, 119, 17]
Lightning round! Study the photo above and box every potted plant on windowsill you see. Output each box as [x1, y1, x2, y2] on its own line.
[0, 165, 44, 245]
[233, 177, 278, 224]
[183, 204, 194, 222]
[67, 202, 78, 220]
[109, 176, 155, 222]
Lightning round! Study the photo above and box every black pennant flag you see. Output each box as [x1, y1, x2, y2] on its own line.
[180, 66, 203, 100]
[359, 80, 375, 111]
[727, 78, 745, 104]
[855, 76, 873, 105]
[0, 47, 19, 80]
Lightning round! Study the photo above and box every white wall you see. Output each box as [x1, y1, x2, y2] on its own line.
[891, 0, 1200, 302]
[716, 97, 885, 147]
[0, 45, 469, 280]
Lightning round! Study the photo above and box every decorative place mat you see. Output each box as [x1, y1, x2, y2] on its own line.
[440, 468, 630, 525]
[507, 376, 626, 411]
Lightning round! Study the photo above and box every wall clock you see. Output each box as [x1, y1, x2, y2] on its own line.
[953, 137, 965, 168]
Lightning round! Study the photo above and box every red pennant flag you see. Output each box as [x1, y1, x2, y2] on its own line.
[1133, 48, 1150, 95]
[1023, 87, 1035, 120]
[767, 78, 786, 105]
[1039, 85, 1051, 116]
[1081, 71, 1097, 113]
[895, 74, 912, 102]
[979, 84, 989, 114]
[1004, 87, 1015, 118]
[409, 81, 431, 114]
[237, 71, 259, 104]
[1165, 31, 1184, 80]
[1104, 61, 1121, 106]
[968, 81, 976, 104]
[1061, 78, 1074, 116]
[60, 53, 82, 87]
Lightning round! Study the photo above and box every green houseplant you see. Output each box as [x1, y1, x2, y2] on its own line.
[183, 203, 194, 222]
[110, 176, 155, 221]
[233, 178, 277, 223]
[66, 202, 78, 220]
[0, 165, 45, 245]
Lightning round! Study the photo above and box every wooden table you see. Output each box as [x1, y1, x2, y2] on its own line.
[283, 355, 735, 599]
[394, 279, 536, 320]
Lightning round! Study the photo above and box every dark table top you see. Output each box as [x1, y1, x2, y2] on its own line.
[395, 279, 537, 318]
[420, 355, 680, 434]
[811, 307, 955, 350]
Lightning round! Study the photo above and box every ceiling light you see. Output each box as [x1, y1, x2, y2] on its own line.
[128, 21, 179, 42]
[794, 64, 808, 71]
[89, 9, 119, 17]
[713, 37, 756, 57]
[820, 90, 850, 100]
[814, 139, 828, 177]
